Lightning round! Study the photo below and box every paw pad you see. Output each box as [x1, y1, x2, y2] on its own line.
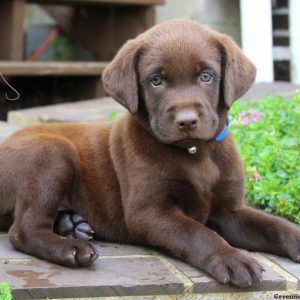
[54, 211, 94, 241]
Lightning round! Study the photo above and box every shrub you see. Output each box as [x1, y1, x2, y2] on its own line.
[230, 93, 300, 225]
[0, 282, 12, 300]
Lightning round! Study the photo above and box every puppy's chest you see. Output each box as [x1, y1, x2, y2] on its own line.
[189, 156, 220, 187]
[170, 157, 220, 222]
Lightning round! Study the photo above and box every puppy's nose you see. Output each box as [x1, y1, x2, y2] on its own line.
[175, 110, 198, 131]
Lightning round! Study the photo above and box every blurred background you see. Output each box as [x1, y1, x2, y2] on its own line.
[0, 0, 299, 121]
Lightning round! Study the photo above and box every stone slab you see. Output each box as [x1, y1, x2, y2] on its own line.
[242, 81, 300, 102]
[0, 121, 20, 143]
[96, 241, 151, 256]
[7, 97, 126, 126]
[0, 234, 151, 259]
[0, 257, 184, 299]
[0, 235, 33, 260]
[263, 253, 300, 289]
[0, 232, 296, 299]
[170, 253, 287, 293]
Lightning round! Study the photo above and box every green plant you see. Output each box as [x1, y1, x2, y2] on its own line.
[107, 112, 118, 121]
[230, 93, 300, 225]
[52, 36, 70, 61]
[0, 282, 12, 300]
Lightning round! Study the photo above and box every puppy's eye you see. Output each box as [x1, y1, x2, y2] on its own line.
[199, 72, 213, 82]
[150, 76, 163, 87]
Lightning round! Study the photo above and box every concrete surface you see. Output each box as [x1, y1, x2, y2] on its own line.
[242, 81, 300, 101]
[0, 122, 19, 143]
[7, 97, 126, 127]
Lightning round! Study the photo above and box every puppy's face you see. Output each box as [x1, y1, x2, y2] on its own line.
[102, 20, 256, 146]
[138, 35, 222, 144]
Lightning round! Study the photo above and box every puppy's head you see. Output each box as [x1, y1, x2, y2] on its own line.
[102, 19, 256, 145]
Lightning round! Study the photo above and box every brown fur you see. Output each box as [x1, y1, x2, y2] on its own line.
[0, 19, 299, 287]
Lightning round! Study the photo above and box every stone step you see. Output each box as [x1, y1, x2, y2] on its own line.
[0, 122, 20, 143]
[8, 97, 126, 126]
[0, 233, 299, 299]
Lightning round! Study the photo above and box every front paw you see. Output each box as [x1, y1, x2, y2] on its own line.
[202, 248, 264, 287]
[59, 239, 99, 267]
[280, 227, 300, 263]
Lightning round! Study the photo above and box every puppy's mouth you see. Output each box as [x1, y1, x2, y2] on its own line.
[172, 138, 200, 148]
[152, 129, 210, 146]
[154, 130, 204, 145]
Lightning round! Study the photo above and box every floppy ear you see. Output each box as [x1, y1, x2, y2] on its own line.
[219, 35, 256, 108]
[102, 39, 141, 114]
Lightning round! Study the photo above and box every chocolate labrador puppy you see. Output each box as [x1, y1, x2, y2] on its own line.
[0, 19, 299, 287]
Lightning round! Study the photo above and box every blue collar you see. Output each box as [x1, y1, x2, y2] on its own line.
[215, 117, 230, 142]
[186, 117, 230, 154]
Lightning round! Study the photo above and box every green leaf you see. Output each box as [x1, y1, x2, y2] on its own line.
[108, 112, 118, 121]
[0, 282, 12, 300]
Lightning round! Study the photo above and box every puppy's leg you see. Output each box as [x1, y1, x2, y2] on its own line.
[125, 186, 263, 287]
[54, 210, 94, 241]
[208, 206, 300, 262]
[6, 138, 98, 267]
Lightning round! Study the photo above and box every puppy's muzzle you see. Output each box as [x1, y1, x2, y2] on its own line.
[175, 110, 199, 132]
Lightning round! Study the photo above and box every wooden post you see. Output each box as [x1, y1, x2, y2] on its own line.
[0, 0, 26, 60]
[42, 4, 156, 61]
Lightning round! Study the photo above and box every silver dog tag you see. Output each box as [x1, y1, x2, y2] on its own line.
[187, 146, 197, 154]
